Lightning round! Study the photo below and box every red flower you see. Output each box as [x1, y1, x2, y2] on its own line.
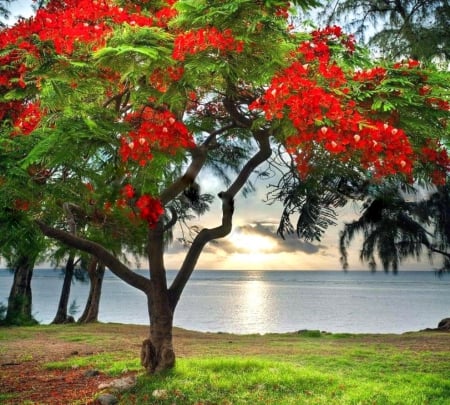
[135, 194, 164, 227]
[14, 199, 30, 211]
[119, 107, 194, 166]
[12, 102, 42, 136]
[121, 184, 135, 199]
[173, 27, 244, 61]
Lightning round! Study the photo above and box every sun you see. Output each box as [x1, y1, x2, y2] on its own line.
[230, 231, 276, 254]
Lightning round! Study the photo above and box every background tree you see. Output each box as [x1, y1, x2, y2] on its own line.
[1, 0, 449, 373]
[0, 0, 13, 27]
[0, 122, 48, 325]
[51, 250, 78, 324]
[319, 0, 450, 61]
[0, 211, 45, 325]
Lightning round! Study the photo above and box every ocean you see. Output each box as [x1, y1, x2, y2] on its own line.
[1, 269, 449, 334]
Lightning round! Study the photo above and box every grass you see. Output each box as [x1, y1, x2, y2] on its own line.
[1, 324, 449, 404]
[119, 356, 450, 404]
[45, 353, 141, 376]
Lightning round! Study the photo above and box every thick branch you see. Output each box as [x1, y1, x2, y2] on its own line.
[36, 220, 151, 294]
[160, 124, 235, 205]
[168, 129, 272, 308]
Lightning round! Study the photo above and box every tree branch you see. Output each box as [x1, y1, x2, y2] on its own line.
[35, 220, 151, 294]
[168, 128, 272, 308]
[163, 206, 178, 232]
[159, 124, 235, 205]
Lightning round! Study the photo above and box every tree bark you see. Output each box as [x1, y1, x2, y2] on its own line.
[140, 294, 175, 373]
[78, 257, 105, 323]
[141, 222, 176, 373]
[52, 254, 76, 324]
[6, 255, 36, 325]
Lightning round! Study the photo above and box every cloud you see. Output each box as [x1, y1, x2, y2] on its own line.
[203, 220, 321, 255]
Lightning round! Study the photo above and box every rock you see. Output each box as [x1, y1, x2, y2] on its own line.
[152, 389, 168, 399]
[97, 393, 118, 405]
[98, 375, 136, 392]
[84, 369, 100, 377]
[437, 318, 450, 330]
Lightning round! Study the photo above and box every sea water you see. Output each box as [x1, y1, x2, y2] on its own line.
[1, 269, 449, 334]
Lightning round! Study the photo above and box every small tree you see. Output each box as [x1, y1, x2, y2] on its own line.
[1, 0, 449, 372]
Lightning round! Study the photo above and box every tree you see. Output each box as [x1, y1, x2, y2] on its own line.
[319, 0, 450, 61]
[52, 252, 77, 324]
[415, 184, 450, 272]
[339, 182, 450, 273]
[0, 211, 44, 325]
[1, 0, 449, 372]
[0, 119, 47, 325]
[339, 183, 430, 273]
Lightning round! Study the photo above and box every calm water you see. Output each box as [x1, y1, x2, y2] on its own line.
[1, 269, 449, 334]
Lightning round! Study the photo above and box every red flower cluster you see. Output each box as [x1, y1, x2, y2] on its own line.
[12, 102, 43, 135]
[425, 97, 450, 112]
[136, 194, 164, 227]
[121, 184, 135, 199]
[119, 107, 194, 166]
[275, 6, 290, 19]
[299, 26, 356, 63]
[250, 31, 415, 181]
[420, 142, 450, 185]
[14, 199, 30, 211]
[111, 184, 164, 227]
[154, 0, 178, 27]
[0, 0, 161, 136]
[0, 0, 154, 60]
[172, 27, 244, 61]
[393, 59, 421, 69]
[149, 65, 184, 92]
[353, 67, 387, 84]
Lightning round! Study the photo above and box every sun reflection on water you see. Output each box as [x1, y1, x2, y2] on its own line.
[236, 279, 272, 332]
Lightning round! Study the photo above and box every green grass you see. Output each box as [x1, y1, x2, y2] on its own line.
[45, 352, 141, 376]
[118, 356, 450, 404]
[2, 324, 449, 404]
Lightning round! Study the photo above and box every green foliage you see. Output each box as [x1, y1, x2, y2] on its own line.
[297, 329, 322, 337]
[94, 26, 173, 81]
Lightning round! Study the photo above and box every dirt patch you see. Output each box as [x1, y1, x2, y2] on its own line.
[1, 324, 449, 404]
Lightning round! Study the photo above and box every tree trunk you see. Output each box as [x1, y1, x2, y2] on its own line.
[140, 223, 176, 374]
[78, 258, 105, 323]
[6, 256, 36, 325]
[141, 289, 175, 373]
[52, 254, 76, 324]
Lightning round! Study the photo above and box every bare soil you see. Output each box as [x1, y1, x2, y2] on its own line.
[1, 323, 449, 404]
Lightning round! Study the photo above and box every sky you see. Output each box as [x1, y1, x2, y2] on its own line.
[2, 1, 438, 272]
[162, 172, 432, 271]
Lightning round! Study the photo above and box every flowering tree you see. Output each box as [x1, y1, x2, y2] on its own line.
[1, 0, 449, 372]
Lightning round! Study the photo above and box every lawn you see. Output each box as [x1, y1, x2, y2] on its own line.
[0, 324, 449, 404]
